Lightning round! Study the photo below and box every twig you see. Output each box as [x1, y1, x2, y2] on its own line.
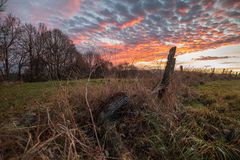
[84, 62, 104, 157]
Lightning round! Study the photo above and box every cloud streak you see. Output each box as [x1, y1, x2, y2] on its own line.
[193, 56, 234, 61]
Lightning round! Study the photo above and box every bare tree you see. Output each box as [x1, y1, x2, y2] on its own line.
[0, 0, 7, 12]
[0, 15, 21, 80]
[0, 1, 7, 80]
[83, 52, 112, 78]
[18, 23, 38, 80]
[11, 44, 28, 80]
[44, 29, 77, 80]
[33, 23, 47, 79]
[68, 53, 89, 78]
[0, 14, 113, 81]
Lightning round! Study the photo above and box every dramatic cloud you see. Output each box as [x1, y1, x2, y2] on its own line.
[119, 17, 144, 29]
[4, 0, 240, 70]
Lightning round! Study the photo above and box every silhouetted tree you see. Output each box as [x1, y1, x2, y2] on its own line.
[0, 14, 114, 81]
[115, 62, 138, 78]
[0, 15, 21, 80]
[43, 29, 77, 80]
[17, 23, 38, 80]
[29, 23, 48, 81]
[83, 52, 112, 78]
[0, 0, 7, 12]
[68, 53, 89, 78]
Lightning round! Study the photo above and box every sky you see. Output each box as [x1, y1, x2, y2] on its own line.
[3, 0, 240, 71]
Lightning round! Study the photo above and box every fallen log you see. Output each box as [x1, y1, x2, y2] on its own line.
[95, 92, 129, 124]
[93, 92, 132, 159]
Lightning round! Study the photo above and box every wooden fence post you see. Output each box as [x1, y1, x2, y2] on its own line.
[180, 65, 183, 72]
[222, 68, 225, 74]
[154, 47, 176, 99]
[235, 72, 238, 78]
[210, 68, 215, 77]
[229, 70, 232, 77]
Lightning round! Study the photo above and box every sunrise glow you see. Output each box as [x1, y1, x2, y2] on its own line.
[5, 0, 240, 70]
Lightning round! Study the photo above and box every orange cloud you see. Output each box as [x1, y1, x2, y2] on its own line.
[99, 42, 125, 50]
[177, 8, 189, 14]
[119, 17, 144, 29]
[104, 40, 170, 64]
[72, 35, 88, 45]
[102, 31, 240, 65]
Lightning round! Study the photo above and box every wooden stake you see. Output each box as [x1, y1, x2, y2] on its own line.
[157, 47, 176, 99]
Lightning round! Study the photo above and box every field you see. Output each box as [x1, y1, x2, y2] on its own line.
[0, 80, 104, 120]
[1, 0, 240, 159]
[190, 80, 240, 119]
[0, 77, 240, 159]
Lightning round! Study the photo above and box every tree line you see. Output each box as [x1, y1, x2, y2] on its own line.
[0, 15, 114, 82]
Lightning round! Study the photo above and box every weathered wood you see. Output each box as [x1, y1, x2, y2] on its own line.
[157, 47, 176, 99]
[222, 68, 225, 74]
[94, 92, 132, 159]
[229, 70, 232, 77]
[180, 65, 183, 72]
[210, 68, 215, 77]
[95, 92, 129, 124]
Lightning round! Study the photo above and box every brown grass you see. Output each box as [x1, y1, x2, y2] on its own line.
[0, 71, 240, 159]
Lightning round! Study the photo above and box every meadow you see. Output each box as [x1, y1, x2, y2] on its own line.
[1, 1, 240, 159]
[0, 73, 240, 160]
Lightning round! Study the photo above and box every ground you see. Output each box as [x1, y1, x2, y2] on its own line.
[0, 79, 104, 120]
[187, 80, 240, 119]
[1, 80, 239, 118]
[0, 79, 240, 159]
[179, 80, 240, 159]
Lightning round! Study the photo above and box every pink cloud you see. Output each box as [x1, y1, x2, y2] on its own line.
[61, 0, 81, 18]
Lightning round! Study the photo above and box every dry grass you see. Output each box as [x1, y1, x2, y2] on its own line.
[0, 72, 240, 159]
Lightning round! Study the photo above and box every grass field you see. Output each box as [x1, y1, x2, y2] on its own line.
[187, 80, 240, 117]
[178, 80, 240, 159]
[1, 79, 240, 128]
[0, 79, 240, 159]
[1, 80, 239, 115]
[0, 79, 106, 119]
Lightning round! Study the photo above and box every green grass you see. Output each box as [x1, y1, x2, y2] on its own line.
[1, 79, 240, 159]
[193, 80, 240, 101]
[0, 79, 107, 119]
[1, 79, 239, 120]
[192, 80, 240, 119]
[0, 81, 56, 119]
[178, 80, 240, 159]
